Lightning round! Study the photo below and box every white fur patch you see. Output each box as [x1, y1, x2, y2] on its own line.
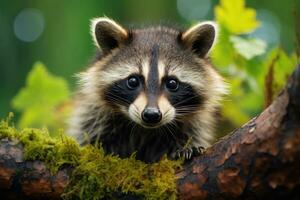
[158, 95, 175, 125]
[168, 64, 205, 89]
[128, 92, 147, 124]
[100, 64, 139, 85]
[142, 60, 150, 83]
[158, 61, 165, 83]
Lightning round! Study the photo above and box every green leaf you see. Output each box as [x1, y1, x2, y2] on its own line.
[215, 0, 260, 34]
[12, 62, 70, 131]
[211, 27, 235, 68]
[230, 36, 267, 60]
[262, 48, 298, 94]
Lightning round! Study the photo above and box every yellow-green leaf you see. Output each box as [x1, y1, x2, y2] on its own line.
[211, 27, 235, 67]
[262, 48, 298, 93]
[12, 62, 70, 131]
[215, 0, 260, 34]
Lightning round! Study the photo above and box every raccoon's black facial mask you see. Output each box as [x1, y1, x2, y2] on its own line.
[104, 74, 144, 107]
[162, 77, 203, 113]
[104, 73, 202, 126]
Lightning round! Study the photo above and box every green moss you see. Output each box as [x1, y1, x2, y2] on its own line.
[0, 113, 18, 139]
[0, 114, 181, 200]
[0, 113, 80, 174]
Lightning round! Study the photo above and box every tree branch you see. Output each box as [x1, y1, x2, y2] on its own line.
[1, 64, 300, 199]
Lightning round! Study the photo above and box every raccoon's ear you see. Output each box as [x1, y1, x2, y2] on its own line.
[180, 21, 217, 57]
[91, 17, 129, 54]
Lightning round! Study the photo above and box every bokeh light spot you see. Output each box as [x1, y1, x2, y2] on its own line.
[177, 0, 211, 21]
[13, 8, 45, 42]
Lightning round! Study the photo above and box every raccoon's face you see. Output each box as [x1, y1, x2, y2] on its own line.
[88, 18, 225, 129]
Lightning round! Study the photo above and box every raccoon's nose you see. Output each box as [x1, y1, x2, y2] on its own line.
[142, 107, 162, 124]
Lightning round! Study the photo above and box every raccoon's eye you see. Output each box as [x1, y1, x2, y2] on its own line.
[166, 78, 179, 91]
[127, 76, 140, 89]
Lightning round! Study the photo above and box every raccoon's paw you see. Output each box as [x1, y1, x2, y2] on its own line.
[172, 146, 205, 160]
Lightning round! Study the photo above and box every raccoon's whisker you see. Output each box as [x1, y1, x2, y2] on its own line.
[175, 112, 198, 118]
[164, 109, 178, 128]
[176, 106, 201, 114]
[131, 104, 141, 114]
[172, 95, 201, 107]
[177, 112, 199, 116]
[132, 106, 141, 118]
[180, 108, 199, 111]
[176, 110, 198, 114]
[105, 92, 131, 105]
[173, 117, 185, 123]
[164, 124, 177, 141]
[164, 110, 171, 119]
[105, 96, 127, 105]
[106, 96, 130, 106]
[176, 109, 199, 114]
[176, 107, 199, 112]
[164, 108, 173, 116]
[107, 98, 129, 107]
[169, 120, 179, 131]
[134, 113, 141, 122]
[176, 105, 200, 109]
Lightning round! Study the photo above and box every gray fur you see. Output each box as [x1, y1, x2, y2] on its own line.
[68, 18, 227, 163]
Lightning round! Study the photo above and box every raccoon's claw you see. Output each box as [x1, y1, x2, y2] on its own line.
[193, 146, 205, 157]
[173, 146, 205, 160]
[178, 147, 193, 160]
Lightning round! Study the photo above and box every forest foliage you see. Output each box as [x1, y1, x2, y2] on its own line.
[10, 0, 299, 136]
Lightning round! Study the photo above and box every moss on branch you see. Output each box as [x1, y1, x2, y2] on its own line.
[0, 113, 181, 200]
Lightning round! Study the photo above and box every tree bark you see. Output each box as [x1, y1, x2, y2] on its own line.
[177, 63, 300, 200]
[1, 64, 300, 200]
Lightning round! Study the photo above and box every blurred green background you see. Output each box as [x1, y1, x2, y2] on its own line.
[0, 0, 299, 134]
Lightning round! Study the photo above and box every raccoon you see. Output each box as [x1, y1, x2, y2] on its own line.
[68, 17, 227, 163]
